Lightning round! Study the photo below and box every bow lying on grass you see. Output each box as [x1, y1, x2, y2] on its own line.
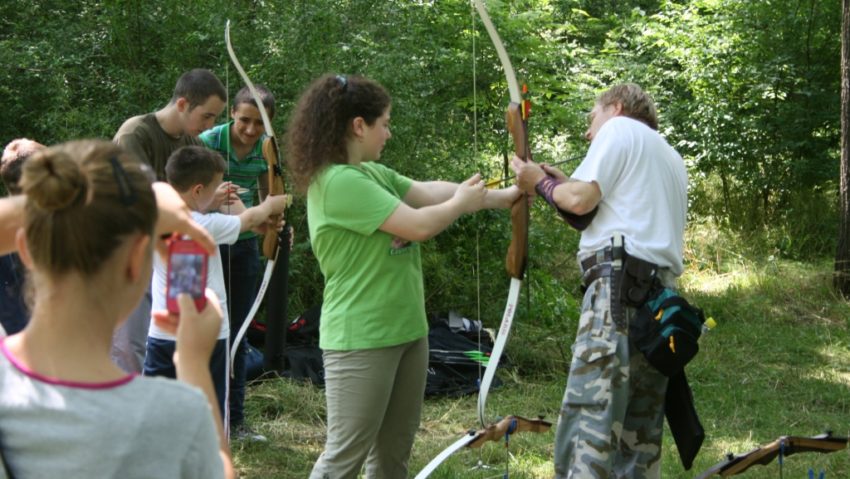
[414, 416, 552, 479]
[696, 432, 849, 478]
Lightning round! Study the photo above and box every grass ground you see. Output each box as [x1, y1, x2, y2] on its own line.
[234, 250, 850, 478]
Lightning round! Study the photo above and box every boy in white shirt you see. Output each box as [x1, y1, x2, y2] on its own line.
[143, 146, 288, 420]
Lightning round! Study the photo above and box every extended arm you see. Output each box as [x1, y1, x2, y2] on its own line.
[511, 156, 600, 215]
[2, 185, 218, 257]
[403, 181, 522, 209]
[404, 179, 519, 210]
[0, 195, 24, 255]
[403, 180, 458, 208]
[380, 174, 486, 242]
[547, 177, 601, 215]
[237, 194, 288, 233]
[484, 185, 522, 209]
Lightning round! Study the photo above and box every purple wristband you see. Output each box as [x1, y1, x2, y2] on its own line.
[535, 175, 598, 230]
[535, 175, 561, 209]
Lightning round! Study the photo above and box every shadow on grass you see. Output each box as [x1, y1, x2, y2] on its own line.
[679, 260, 850, 477]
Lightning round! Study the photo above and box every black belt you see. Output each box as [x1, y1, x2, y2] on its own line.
[580, 246, 661, 290]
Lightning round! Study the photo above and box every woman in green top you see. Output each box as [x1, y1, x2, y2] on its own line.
[286, 74, 520, 479]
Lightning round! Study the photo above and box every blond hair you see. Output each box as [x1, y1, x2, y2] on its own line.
[597, 83, 658, 130]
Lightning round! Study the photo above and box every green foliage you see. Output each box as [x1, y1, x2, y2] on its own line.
[1, 0, 842, 307]
[632, 0, 841, 234]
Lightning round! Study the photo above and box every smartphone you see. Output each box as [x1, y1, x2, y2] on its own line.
[165, 237, 209, 314]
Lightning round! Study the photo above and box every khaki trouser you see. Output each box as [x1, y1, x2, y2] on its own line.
[310, 336, 428, 479]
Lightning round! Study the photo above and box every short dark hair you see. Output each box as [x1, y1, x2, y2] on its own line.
[165, 146, 226, 192]
[169, 69, 227, 110]
[233, 84, 275, 119]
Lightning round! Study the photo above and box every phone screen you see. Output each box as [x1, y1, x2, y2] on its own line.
[166, 239, 208, 314]
[168, 253, 205, 298]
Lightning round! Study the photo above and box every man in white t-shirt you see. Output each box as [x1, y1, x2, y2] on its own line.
[144, 146, 288, 420]
[512, 83, 688, 478]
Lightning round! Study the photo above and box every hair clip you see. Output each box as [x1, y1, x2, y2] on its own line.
[110, 156, 137, 206]
[138, 163, 155, 183]
[336, 74, 348, 91]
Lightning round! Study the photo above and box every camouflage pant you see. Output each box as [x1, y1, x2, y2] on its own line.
[554, 270, 671, 479]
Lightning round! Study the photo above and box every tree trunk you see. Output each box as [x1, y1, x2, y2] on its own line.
[835, 0, 850, 294]
[720, 170, 730, 226]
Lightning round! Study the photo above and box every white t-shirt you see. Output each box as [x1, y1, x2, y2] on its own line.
[149, 211, 240, 340]
[571, 116, 688, 275]
[0, 339, 224, 479]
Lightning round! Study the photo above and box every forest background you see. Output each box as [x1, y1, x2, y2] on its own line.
[1, 0, 847, 477]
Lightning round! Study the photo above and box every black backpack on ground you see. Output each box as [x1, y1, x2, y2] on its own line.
[424, 312, 502, 397]
[281, 304, 325, 386]
[253, 306, 504, 396]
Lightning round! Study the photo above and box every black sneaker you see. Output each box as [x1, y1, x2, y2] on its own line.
[230, 423, 267, 442]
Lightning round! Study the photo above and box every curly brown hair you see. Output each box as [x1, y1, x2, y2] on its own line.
[285, 74, 391, 193]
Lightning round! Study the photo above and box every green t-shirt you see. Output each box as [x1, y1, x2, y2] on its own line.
[114, 113, 200, 181]
[308, 162, 426, 350]
[199, 122, 269, 240]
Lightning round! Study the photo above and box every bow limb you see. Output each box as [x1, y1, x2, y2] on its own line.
[472, 0, 531, 429]
[476, 277, 520, 427]
[467, 415, 552, 448]
[225, 21, 277, 154]
[471, 0, 530, 279]
[414, 431, 477, 479]
[696, 433, 849, 478]
[225, 20, 290, 371]
[413, 416, 552, 479]
[225, 19, 287, 258]
[229, 257, 276, 365]
[473, 1, 522, 105]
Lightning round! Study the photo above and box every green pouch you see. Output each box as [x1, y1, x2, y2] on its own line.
[630, 288, 706, 377]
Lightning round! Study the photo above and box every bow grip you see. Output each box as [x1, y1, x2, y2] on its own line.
[506, 102, 529, 161]
[505, 102, 529, 280]
[262, 137, 287, 259]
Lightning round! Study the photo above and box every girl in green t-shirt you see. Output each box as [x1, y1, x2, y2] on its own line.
[286, 74, 520, 479]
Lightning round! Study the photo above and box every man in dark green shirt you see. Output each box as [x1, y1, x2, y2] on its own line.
[111, 69, 227, 374]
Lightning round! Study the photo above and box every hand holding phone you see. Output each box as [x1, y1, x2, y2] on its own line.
[166, 237, 209, 314]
